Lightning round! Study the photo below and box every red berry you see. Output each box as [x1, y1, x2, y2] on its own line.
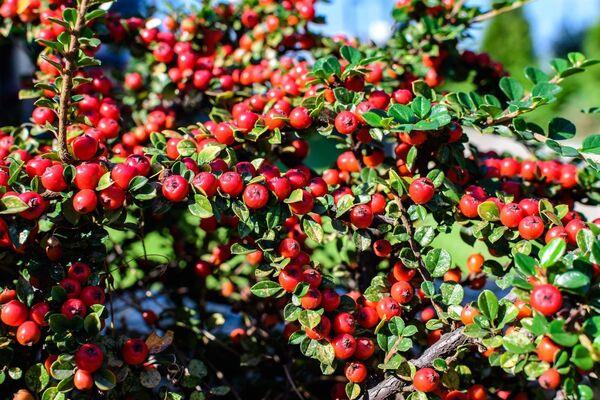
[391, 281, 414, 304]
[122, 338, 149, 365]
[301, 288, 322, 310]
[32, 106, 55, 125]
[71, 134, 98, 161]
[413, 368, 440, 392]
[564, 219, 587, 245]
[322, 289, 341, 312]
[75, 163, 102, 190]
[1, 300, 28, 327]
[377, 297, 401, 320]
[373, 239, 391, 257]
[350, 204, 373, 229]
[162, 175, 189, 202]
[357, 306, 378, 328]
[500, 203, 525, 228]
[16, 321, 41, 345]
[29, 302, 50, 326]
[530, 284, 563, 316]
[243, 184, 269, 209]
[393, 89, 413, 104]
[344, 362, 367, 383]
[19, 191, 47, 220]
[41, 164, 67, 192]
[518, 216, 545, 240]
[459, 195, 481, 218]
[354, 337, 375, 360]
[288, 190, 314, 215]
[193, 172, 218, 197]
[61, 298, 86, 320]
[81, 286, 105, 307]
[74, 369, 94, 391]
[332, 333, 356, 360]
[538, 368, 561, 390]
[289, 107, 312, 129]
[409, 177, 435, 205]
[302, 269, 322, 288]
[334, 111, 359, 135]
[73, 189, 98, 214]
[333, 312, 355, 334]
[100, 185, 126, 210]
[111, 164, 137, 190]
[75, 343, 104, 372]
[219, 172, 244, 197]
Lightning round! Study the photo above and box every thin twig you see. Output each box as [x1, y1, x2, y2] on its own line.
[393, 196, 446, 321]
[471, 0, 535, 24]
[56, 0, 90, 162]
[283, 364, 305, 400]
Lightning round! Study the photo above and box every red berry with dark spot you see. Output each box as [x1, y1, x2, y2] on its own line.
[518, 216, 545, 240]
[75, 343, 104, 372]
[243, 183, 269, 209]
[332, 333, 356, 360]
[122, 338, 149, 365]
[413, 368, 440, 392]
[162, 175, 189, 202]
[530, 284, 563, 316]
[335, 111, 358, 135]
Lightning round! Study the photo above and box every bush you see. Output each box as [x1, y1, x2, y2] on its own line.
[0, 1, 598, 399]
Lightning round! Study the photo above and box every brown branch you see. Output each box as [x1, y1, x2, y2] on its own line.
[56, 0, 90, 163]
[360, 328, 474, 400]
[471, 0, 535, 24]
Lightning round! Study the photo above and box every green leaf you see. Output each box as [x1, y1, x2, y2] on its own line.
[388, 104, 416, 123]
[496, 300, 519, 329]
[477, 200, 500, 221]
[424, 248, 452, 277]
[346, 382, 362, 400]
[499, 77, 524, 101]
[580, 134, 600, 155]
[502, 332, 535, 354]
[554, 270, 590, 290]
[539, 238, 566, 268]
[176, 139, 197, 157]
[303, 218, 324, 243]
[477, 290, 499, 322]
[25, 364, 49, 393]
[340, 46, 362, 65]
[42, 387, 65, 400]
[94, 369, 116, 391]
[514, 253, 536, 276]
[548, 320, 579, 347]
[188, 195, 213, 218]
[571, 344, 593, 370]
[548, 118, 576, 140]
[362, 111, 385, 127]
[440, 283, 464, 306]
[0, 195, 29, 214]
[411, 97, 431, 119]
[388, 316, 405, 336]
[524, 67, 550, 84]
[250, 281, 283, 298]
[50, 360, 74, 380]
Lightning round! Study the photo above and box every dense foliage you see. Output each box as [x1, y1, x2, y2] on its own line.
[0, 1, 598, 399]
